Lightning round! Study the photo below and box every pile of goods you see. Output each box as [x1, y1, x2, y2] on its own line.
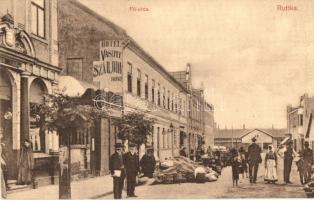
[154, 156, 220, 184]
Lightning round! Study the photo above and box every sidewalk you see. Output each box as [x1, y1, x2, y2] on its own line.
[7, 175, 114, 199]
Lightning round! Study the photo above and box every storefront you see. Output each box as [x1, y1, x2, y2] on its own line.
[0, 14, 61, 184]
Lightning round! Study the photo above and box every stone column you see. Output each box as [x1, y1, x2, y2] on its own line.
[20, 72, 30, 143]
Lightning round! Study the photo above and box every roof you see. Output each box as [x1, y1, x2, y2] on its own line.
[215, 128, 287, 139]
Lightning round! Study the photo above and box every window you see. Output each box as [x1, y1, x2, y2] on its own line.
[145, 75, 148, 99]
[71, 128, 90, 145]
[173, 130, 177, 147]
[157, 83, 161, 106]
[300, 114, 303, 126]
[167, 91, 170, 110]
[162, 128, 166, 148]
[152, 79, 155, 103]
[171, 94, 174, 111]
[167, 129, 170, 148]
[163, 87, 166, 108]
[31, 0, 45, 38]
[127, 62, 132, 93]
[137, 69, 141, 97]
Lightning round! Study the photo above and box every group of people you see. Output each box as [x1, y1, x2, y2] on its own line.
[230, 136, 314, 187]
[1, 127, 35, 199]
[109, 142, 156, 199]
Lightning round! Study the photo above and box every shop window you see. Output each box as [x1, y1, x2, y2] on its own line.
[29, 78, 47, 152]
[31, 0, 45, 38]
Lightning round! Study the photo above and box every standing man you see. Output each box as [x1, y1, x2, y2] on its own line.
[302, 141, 313, 183]
[109, 143, 125, 199]
[284, 140, 294, 184]
[247, 137, 262, 183]
[124, 143, 140, 197]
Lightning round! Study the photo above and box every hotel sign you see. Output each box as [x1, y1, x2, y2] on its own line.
[93, 40, 124, 93]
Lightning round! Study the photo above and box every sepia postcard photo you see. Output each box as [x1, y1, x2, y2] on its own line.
[1, 0, 314, 199]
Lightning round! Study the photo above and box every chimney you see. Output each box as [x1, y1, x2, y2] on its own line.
[243, 124, 245, 130]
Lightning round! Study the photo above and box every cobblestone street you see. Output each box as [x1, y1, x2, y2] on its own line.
[98, 157, 306, 199]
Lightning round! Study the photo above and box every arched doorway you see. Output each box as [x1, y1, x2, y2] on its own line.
[0, 68, 14, 178]
[29, 78, 48, 152]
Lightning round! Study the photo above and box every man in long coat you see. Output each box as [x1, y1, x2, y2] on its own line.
[284, 140, 294, 184]
[247, 137, 262, 183]
[17, 139, 34, 185]
[109, 143, 125, 199]
[124, 143, 140, 197]
[303, 141, 313, 183]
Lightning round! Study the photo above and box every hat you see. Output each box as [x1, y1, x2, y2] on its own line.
[251, 137, 257, 142]
[115, 143, 124, 148]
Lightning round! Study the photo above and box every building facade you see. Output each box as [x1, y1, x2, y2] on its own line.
[0, 0, 60, 186]
[287, 93, 314, 152]
[214, 128, 287, 150]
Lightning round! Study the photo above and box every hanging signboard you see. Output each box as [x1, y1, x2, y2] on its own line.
[93, 40, 124, 94]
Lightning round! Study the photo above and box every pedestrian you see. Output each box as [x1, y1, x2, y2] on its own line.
[283, 140, 295, 184]
[231, 152, 241, 187]
[247, 137, 262, 183]
[17, 139, 34, 185]
[124, 143, 140, 197]
[302, 141, 313, 183]
[0, 130, 8, 190]
[109, 143, 125, 199]
[179, 146, 187, 157]
[0, 128, 7, 198]
[296, 152, 307, 185]
[239, 146, 248, 178]
[206, 145, 213, 158]
[264, 145, 278, 184]
[140, 148, 156, 178]
[190, 149, 195, 161]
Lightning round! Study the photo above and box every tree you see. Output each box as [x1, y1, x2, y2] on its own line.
[36, 92, 106, 199]
[113, 112, 155, 148]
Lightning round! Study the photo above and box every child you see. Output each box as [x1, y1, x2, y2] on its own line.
[232, 155, 241, 187]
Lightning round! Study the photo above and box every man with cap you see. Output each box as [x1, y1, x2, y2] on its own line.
[284, 140, 295, 184]
[302, 141, 313, 183]
[109, 143, 125, 199]
[124, 143, 140, 197]
[247, 137, 262, 183]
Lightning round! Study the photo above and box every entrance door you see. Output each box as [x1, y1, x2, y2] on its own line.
[0, 69, 15, 179]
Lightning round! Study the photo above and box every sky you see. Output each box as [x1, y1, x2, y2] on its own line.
[79, 0, 314, 129]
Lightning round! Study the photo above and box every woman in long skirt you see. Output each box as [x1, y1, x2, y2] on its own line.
[264, 145, 278, 183]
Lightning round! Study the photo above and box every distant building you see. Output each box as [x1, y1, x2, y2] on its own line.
[287, 93, 314, 152]
[214, 128, 287, 150]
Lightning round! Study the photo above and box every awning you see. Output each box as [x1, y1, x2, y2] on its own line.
[58, 76, 98, 97]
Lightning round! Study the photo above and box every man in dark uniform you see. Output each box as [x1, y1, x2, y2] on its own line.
[109, 143, 125, 199]
[284, 140, 294, 184]
[124, 143, 140, 197]
[303, 141, 313, 183]
[247, 137, 262, 183]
